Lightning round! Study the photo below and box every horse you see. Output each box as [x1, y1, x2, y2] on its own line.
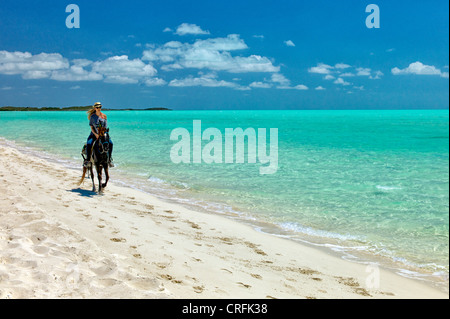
[78, 127, 110, 193]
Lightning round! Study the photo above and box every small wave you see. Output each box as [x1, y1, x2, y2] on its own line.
[277, 221, 363, 242]
[170, 180, 190, 190]
[147, 176, 171, 186]
[376, 185, 402, 191]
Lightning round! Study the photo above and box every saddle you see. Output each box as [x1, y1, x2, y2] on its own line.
[81, 134, 110, 163]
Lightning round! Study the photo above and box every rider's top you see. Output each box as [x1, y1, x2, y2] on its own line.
[89, 114, 107, 134]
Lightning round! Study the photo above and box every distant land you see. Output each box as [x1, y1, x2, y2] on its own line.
[0, 106, 171, 111]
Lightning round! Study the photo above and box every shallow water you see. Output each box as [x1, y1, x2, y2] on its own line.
[0, 109, 448, 285]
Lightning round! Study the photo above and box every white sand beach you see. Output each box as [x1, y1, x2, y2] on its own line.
[0, 142, 447, 299]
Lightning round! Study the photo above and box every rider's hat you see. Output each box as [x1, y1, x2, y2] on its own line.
[94, 102, 102, 107]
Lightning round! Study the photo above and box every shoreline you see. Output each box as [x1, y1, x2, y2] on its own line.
[3, 137, 447, 292]
[0, 141, 448, 298]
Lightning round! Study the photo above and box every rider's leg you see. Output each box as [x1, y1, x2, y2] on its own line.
[84, 138, 93, 168]
[108, 138, 114, 167]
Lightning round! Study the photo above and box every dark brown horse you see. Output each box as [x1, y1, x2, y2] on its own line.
[78, 127, 110, 193]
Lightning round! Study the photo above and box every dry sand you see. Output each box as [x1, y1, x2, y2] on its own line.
[0, 142, 447, 299]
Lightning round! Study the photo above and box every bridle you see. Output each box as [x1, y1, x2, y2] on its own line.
[98, 137, 109, 155]
[96, 127, 110, 161]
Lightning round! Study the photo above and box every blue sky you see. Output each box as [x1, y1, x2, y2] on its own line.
[0, 0, 448, 109]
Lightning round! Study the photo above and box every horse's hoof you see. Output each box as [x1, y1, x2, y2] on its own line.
[101, 183, 107, 188]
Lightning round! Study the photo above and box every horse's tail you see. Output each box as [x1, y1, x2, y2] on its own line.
[78, 167, 87, 186]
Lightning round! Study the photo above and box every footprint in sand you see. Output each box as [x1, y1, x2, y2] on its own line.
[251, 273, 262, 280]
[244, 241, 267, 256]
[110, 238, 126, 243]
[335, 276, 372, 297]
[186, 220, 201, 230]
[161, 274, 183, 284]
[237, 282, 252, 289]
[154, 262, 169, 269]
[193, 285, 204, 293]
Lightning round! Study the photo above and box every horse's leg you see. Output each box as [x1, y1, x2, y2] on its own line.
[97, 164, 103, 193]
[102, 166, 109, 189]
[89, 166, 95, 192]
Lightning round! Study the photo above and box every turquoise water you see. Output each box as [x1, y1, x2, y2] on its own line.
[0, 110, 448, 283]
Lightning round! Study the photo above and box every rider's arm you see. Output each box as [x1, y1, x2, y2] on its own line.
[90, 125, 99, 139]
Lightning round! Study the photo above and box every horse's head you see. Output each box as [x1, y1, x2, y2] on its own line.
[95, 127, 110, 165]
[98, 126, 108, 138]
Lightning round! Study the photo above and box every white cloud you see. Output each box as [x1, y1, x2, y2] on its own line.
[308, 63, 333, 74]
[92, 55, 157, 84]
[23, 71, 52, 79]
[145, 78, 167, 86]
[69, 85, 81, 90]
[168, 73, 238, 88]
[235, 73, 309, 90]
[193, 34, 248, 51]
[310, 62, 384, 84]
[51, 59, 103, 81]
[315, 86, 325, 90]
[275, 83, 309, 90]
[369, 70, 384, 80]
[249, 81, 272, 88]
[334, 78, 351, 86]
[392, 61, 447, 78]
[271, 73, 290, 86]
[227, 55, 279, 73]
[284, 40, 295, 47]
[163, 27, 173, 33]
[356, 67, 371, 76]
[268, 73, 309, 90]
[175, 23, 210, 36]
[293, 84, 308, 90]
[0, 50, 165, 86]
[335, 63, 351, 69]
[0, 51, 69, 79]
[143, 34, 279, 73]
[161, 63, 184, 71]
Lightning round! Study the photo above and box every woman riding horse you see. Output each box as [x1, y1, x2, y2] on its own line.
[84, 102, 114, 168]
[79, 125, 111, 192]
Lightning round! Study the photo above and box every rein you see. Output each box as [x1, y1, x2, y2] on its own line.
[98, 138, 109, 155]
[97, 127, 110, 157]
